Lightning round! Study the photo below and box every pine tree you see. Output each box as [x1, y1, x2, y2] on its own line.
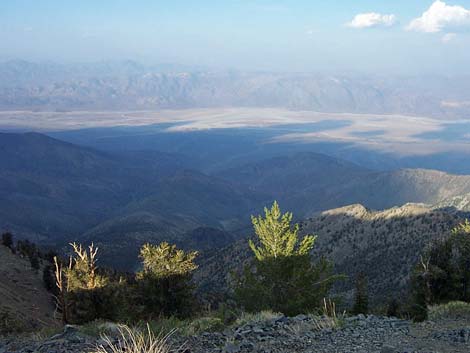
[249, 201, 315, 260]
[352, 272, 368, 315]
[137, 242, 198, 318]
[236, 201, 343, 316]
[53, 243, 108, 324]
[65, 242, 106, 290]
[138, 242, 198, 278]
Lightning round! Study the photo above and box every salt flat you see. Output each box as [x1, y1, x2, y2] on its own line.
[0, 108, 469, 156]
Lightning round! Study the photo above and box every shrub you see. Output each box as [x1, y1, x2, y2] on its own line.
[184, 317, 224, 336]
[0, 310, 26, 335]
[17, 239, 37, 259]
[234, 310, 283, 327]
[79, 320, 122, 338]
[412, 220, 470, 304]
[386, 299, 400, 317]
[1, 232, 13, 250]
[51, 241, 200, 325]
[42, 264, 56, 292]
[29, 253, 40, 271]
[409, 273, 428, 322]
[429, 301, 470, 321]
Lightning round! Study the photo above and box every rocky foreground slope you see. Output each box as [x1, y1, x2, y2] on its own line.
[2, 314, 470, 353]
[0, 246, 58, 333]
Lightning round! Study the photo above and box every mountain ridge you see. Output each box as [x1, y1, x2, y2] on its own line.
[1, 61, 470, 119]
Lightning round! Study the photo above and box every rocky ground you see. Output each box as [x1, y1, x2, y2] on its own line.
[1, 315, 470, 353]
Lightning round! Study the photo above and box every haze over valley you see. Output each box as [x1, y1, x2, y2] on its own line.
[2, 58, 470, 291]
[2, 1, 470, 352]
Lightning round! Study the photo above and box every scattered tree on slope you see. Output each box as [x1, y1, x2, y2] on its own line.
[236, 201, 343, 316]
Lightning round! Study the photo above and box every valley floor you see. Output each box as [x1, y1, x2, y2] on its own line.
[2, 315, 470, 353]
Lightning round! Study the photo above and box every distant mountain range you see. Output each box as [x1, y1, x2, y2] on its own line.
[2, 131, 470, 272]
[1, 60, 470, 119]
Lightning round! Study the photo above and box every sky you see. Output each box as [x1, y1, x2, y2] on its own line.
[1, 0, 470, 74]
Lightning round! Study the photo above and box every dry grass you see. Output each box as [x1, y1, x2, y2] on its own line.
[286, 315, 343, 335]
[146, 316, 224, 337]
[234, 310, 283, 327]
[92, 324, 184, 353]
[429, 301, 470, 321]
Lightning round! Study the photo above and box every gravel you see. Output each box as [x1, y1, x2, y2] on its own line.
[2, 315, 470, 353]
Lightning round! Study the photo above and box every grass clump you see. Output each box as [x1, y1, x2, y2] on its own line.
[184, 317, 224, 336]
[234, 310, 283, 327]
[92, 324, 184, 353]
[79, 320, 123, 337]
[429, 301, 470, 321]
[147, 316, 224, 337]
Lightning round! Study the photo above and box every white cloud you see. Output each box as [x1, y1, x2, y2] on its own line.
[407, 1, 470, 33]
[347, 13, 396, 29]
[442, 32, 457, 42]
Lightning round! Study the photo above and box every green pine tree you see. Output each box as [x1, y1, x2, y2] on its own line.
[138, 242, 198, 278]
[137, 242, 198, 318]
[249, 201, 315, 260]
[236, 201, 343, 316]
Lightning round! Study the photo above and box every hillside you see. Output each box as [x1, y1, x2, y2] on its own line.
[0, 245, 58, 332]
[0, 132, 185, 240]
[0, 132, 267, 269]
[196, 202, 468, 305]
[4, 132, 470, 271]
[216, 155, 470, 217]
[215, 152, 371, 215]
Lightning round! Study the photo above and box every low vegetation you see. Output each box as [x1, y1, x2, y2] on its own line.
[50, 240, 198, 325]
[0, 310, 26, 335]
[429, 301, 470, 321]
[410, 219, 470, 321]
[352, 272, 369, 315]
[234, 310, 283, 327]
[92, 324, 183, 353]
[4, 202, 470, 340]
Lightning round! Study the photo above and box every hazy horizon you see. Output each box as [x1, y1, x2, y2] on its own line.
[2, 1, 470, 75]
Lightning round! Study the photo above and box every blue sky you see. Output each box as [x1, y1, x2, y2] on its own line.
[1, 0, 470, 74]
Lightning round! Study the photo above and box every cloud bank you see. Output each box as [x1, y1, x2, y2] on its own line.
[347, 13, 396, 29]
[407, 0, 470, 33]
